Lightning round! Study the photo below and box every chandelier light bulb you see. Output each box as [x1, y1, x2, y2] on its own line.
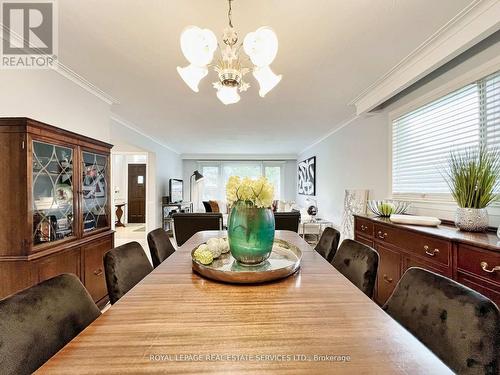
[180, 26, 217, 67]
[177, 65, 208, 92]
[216, 85, 241, 105]
[253, 66, 282, 97]
[243, 27, 279, 67]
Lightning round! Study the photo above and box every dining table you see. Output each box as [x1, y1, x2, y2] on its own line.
[37, 230, 452, 374]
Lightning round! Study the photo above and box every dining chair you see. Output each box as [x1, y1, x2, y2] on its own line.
[383, 267, 499, 375]
[172, 213, 222, 246]
[0, 273, 101, 375]
[104, 241, 153, 304]
[147, 228, 176, 268]
[274, 211, 301, 232]
[314, 227, 341, 262]
[331, 239, 379, 297]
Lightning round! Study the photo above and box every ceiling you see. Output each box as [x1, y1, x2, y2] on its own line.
[59, 0, 474, 154]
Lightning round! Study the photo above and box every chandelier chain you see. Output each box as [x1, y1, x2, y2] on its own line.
[228, 0, 233, 28]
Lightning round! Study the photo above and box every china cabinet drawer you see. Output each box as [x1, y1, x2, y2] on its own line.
[373, 224, 450, 266]
[83, 235, 113, 302]
[457, 245, 500, 285]
[355, 217, 373, 237]
[34, 248, 80, 283]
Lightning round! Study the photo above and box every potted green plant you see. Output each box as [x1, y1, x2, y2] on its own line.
[226, 176, 275, 265]
[444, 146, 500, 232]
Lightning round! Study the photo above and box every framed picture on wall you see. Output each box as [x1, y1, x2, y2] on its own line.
[298, 156, 316, 196]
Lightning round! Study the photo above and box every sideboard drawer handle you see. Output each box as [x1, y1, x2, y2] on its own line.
[423, 245, 440, 257]
[377, 231, 387, 240]
[94, 269, 103, 276]
[361, 225, 368, 231]
[480, 262, 500, 273]
[383, 274, 393, 283]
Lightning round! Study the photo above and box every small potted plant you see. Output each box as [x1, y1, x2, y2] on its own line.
[226, 176, 275, 265]
[444, 146, 500, 232]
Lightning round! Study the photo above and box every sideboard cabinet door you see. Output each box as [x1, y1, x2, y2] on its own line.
[374, 244, 401, 305]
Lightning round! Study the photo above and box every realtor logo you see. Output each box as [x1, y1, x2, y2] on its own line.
[1, 0, 57, 68]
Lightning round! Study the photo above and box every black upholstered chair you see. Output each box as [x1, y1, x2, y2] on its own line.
[274, 211, 301, 232]
[103, 241, 153, 304]
[147, 228, 176, 268]
[172, 213, 222, 246]
[331, 239, 379, 298]
[0, 274, 101, 375]
[383, 267, 499, 375]
[314, 227, 341, 263]
[202, 201, 212, 212]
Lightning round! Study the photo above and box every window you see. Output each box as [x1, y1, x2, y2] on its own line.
[199, 161, 285, 201]
[392, 70, 500, 198]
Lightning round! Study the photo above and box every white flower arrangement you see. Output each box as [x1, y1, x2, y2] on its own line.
[226, 176, 274, 208]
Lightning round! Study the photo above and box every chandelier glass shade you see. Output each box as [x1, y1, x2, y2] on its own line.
[177, 0, 281, 105]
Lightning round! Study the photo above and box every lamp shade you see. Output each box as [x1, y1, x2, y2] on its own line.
[180, 26, 217, 67]
[253, 66, 282, 97]
[243, 27, 279, 67]
[192, 170, 204, 182]
[177, 64, 208, 92]
[216, 85, 241, 105]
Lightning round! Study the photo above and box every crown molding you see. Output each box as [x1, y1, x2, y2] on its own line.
[350, 0, 500, 115]
[0, 21, 119, 105]
[110, 114, 180, 155]
[55, 63, 119, 105]
[181, 153, 298, 160]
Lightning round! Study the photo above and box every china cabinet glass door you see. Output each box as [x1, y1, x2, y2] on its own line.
[32, 140, 75, 245]
[82, 151, 109, 233]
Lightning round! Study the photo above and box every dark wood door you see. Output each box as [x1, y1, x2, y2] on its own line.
[128, 164, 146, 223]
[374, 243, 401, 305]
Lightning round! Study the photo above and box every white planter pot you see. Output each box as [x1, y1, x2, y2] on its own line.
[455, 207, 489, 232]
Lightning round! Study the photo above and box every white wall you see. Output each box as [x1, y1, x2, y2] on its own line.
[297, 114, 389, 227]
[297, 32, 500, 228]
[0, 70, 111, 142]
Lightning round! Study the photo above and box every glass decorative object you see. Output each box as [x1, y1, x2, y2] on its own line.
[227, 201, 275, 265]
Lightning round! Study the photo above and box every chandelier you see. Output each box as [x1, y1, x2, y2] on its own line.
[177, 0, 282, 105]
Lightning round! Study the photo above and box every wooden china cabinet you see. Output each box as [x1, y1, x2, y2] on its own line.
[0, 118, 114, 307]
[354, 214, 500, 307]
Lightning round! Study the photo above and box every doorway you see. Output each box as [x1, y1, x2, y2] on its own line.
[127, 164, 146, 223]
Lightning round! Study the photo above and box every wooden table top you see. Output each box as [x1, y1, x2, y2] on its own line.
[37, 231, 452, 374]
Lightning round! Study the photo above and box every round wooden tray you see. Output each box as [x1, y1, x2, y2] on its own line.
[191, 239, 302, 284]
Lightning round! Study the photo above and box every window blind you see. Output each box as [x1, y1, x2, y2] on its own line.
[392, 70, 500, 196]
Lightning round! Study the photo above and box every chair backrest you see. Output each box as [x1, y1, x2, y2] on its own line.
[147, 228, 176, 268]
[274, 211, 301, 232]
[202, 201, 212, 212]
[103, 241, 153, 304]
[383, 267, 499, 374]
[314, 227, 341, 262]
[331, 239, 379, 297]
[0, 274, 101, 375]
[172, 213, 222, 246]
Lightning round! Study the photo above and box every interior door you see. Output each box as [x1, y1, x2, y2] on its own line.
[128, 164, 146, 223]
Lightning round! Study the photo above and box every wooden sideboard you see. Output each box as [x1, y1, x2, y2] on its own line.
[0, 118, 114, 307]
[354, 214, 500, 307]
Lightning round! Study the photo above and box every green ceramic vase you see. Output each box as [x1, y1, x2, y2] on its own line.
[228, 201, 275, 265]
